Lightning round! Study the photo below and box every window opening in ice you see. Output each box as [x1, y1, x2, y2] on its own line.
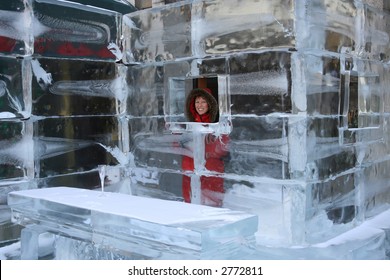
[165, 75, 231, 134]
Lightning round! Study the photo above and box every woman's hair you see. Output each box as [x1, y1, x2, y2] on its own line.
[185, 88, 218, 122]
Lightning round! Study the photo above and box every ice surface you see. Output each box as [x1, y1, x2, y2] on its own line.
[1, 0, 390, 260]
[3, 195, 390, 260]
[8, 187, 258, 259]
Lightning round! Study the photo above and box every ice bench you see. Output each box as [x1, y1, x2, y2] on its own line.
[8, 187, 258, 259]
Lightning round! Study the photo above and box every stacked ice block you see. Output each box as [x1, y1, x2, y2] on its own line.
[0, 0, 136, 245]
[122, 0, 390, 248]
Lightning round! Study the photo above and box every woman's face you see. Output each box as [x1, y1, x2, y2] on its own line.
[195, 96, 209, 115]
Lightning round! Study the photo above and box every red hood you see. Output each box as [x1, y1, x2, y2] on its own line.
[185, 88, 218, 123]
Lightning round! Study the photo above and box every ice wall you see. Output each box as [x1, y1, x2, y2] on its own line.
[1, 0, 390, 258]
[0, 0, 136, 245]
[121, 0, 390, 247]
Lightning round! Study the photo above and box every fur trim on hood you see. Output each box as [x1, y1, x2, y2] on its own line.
[185, 88, 218, 123]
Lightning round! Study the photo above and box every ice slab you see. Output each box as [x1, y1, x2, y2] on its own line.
[122, 0, 295, 63]
[32, 114, 127, 190]
[32, 0, 122, 60]
[31, 58, 128, 117]
[8, 187, 258, 259]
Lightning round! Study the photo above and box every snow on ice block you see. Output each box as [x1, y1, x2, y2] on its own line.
[8, 187, 258, 259]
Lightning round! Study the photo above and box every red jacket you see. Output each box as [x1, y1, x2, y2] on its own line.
[181, 88, 229, 207]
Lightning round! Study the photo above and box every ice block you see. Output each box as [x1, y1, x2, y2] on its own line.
[8, 187, 258, 259]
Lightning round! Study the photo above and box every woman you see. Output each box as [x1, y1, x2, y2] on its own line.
[185, 88, 218, 123]
[182, 88, 229, 207]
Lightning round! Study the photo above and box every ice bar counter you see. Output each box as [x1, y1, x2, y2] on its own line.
[8, 187, 258, 259]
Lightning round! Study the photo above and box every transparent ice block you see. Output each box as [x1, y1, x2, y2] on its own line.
[32, 0, 122, 60]
[31, 57, 128, 117]
[8, 187, 258, 259]
[122, 0, 295, 64]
